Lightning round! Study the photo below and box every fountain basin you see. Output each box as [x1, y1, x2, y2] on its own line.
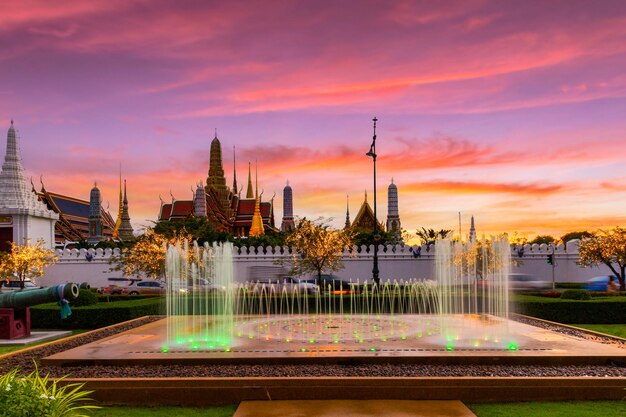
[42, 314, 626, 367]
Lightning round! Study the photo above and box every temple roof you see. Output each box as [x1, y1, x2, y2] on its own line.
[49, 193, 90, 219]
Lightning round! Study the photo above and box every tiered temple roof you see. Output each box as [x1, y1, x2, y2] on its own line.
[37, 186, 115, 244]
[157, 133, 276, 236]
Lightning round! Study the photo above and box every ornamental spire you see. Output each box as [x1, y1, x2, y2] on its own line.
[246, 162, 253, 198]
[113, 163, 123, 239]
[249, 160, 264, 237]
[344, 194, 351, 229]
[232, 145, 238, 195]
[118, 179, 134, 240]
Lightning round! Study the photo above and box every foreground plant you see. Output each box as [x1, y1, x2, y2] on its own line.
[0, 367, 99, 417]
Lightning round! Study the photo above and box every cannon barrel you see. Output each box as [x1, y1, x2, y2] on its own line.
[0, 283, 79, 309]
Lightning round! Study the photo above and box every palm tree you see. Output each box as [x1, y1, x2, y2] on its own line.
[415, 227, 452, 251]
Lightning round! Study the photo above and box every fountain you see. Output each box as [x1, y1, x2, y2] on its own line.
[158, 237, 513, 354]
[43, 238, 626, 368]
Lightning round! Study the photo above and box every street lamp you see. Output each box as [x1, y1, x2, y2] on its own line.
[366, 117, 380, 285]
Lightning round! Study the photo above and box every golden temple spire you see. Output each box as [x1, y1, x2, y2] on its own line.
[249, 160, 264, 237]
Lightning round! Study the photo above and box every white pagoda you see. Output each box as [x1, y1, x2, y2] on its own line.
[0, 121, 58, 250]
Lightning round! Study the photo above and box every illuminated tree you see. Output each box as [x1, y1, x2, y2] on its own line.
[416, 227, 452, 251]
[284, 218, 354, 286]
[578, 227, 626, 291]
[0, 239, 57, 289]
[112, 228, 191, 281]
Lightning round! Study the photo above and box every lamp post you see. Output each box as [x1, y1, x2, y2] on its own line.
[366, 117, 380, 285]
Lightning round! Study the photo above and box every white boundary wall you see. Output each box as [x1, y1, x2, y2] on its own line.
[38, 239, 613, 289]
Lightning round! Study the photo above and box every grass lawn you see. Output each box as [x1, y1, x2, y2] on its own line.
[87, 402, 626, 417]
[468, 401, 626, 416]
[88, 405, 237, 416]
[568, 324, 626, 339]
[0, 330, 86, 355]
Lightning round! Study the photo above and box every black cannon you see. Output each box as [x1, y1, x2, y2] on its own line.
[0, 283, 79, 340]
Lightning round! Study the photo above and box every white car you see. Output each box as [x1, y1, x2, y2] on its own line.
[0, 280, 40, 292]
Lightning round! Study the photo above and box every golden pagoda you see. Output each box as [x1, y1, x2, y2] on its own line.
[249, 162, 264, 237]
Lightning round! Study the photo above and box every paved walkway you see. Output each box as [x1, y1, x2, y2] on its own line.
[234, 400, 476, 417]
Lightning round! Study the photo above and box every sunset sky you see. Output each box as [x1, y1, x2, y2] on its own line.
[2, 0, 626, 241]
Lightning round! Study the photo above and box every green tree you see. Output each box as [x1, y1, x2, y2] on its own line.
[283, 218, 354, 286]
[153, 217, 230, 245]
[351, 228, 404, 247]
[415, 227, 452, 251]
[578, 227, 626, 291]
[560, 231, 592, 244]
[232, 230, 287, 250]
[529, 235, 556, 245]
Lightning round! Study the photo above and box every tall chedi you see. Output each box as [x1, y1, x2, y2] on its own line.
[245, 162, 253, 198]
[206, 131, 231, 213]
[88, 182, 103, 244]
[117, 180, 134, 240]
[469, 216, 476, 243]
[280, 181, 295, 232]
[0, 121, 58, 250]
[113, 166, 123, 239]
[249, 163, 264, 237]
[386, 178, 401, 238]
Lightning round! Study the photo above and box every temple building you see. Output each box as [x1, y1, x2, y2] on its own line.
[37, 180, 117, 245]
[280, 181, 295, 232]
[386, 179, 401, 238]
[468, 216, 476, 243]
[349, 191, 384, 232]
[347, 179, 402, 237]
[158, 133, 276, 236]
[0, 121, 58, 250]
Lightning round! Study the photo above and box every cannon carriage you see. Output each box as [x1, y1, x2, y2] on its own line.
[0, 283, 79, 340]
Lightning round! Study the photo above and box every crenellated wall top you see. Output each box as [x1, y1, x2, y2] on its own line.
[52, 240, 582, 261]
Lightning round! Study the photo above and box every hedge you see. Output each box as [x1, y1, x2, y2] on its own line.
[513, 295, 626, 324]
[29, 293, 626, 329]
[31, 298, 164, 329]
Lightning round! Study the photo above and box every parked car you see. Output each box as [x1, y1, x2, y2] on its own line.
[125, 280, 165, 296]
[316, 275, 357, 294]
[0, 279, 40, 292]
[188, 278, 225, 292]
[508, 273, 551, 291]
[585, 275, 618, 292]
[99, 284, 128, 295]
[281, 276, 319, 294]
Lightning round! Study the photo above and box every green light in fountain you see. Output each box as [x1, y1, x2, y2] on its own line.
[508, 342, 518, 351]
[446, 344, 454, 351]
[161, 346, 169, 353]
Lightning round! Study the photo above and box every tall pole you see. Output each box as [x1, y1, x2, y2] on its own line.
[366, 117, 380, 285]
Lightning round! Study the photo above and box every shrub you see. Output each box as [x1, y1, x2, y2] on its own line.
[31, 298, 164, 329]
[560, 289, 591, 300]
[0, 367, 99, 416]
[71, 289, 99, 307]
[514, 295, 626, 324]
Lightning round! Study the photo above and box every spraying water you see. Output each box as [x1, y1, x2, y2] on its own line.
[162, 238, 516, 352]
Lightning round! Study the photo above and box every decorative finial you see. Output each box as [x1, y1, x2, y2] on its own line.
[214, 128, 218, 138]
[10, 119, 13, 126]
[391, 177, 394, 184]
[364, 189, 368, 202]
[372, 116, 377, 135]
[94, 181, 97, 188]
[286, 179, 289, 186]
